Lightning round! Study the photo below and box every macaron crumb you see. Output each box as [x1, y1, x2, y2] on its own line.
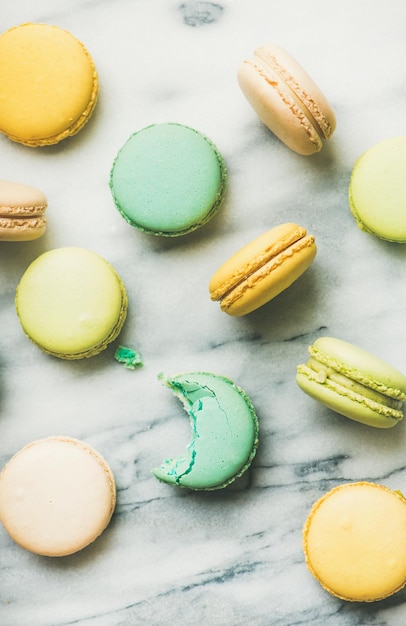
[114, 345, 143, 369]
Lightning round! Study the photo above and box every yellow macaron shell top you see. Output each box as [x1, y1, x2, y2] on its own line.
[209, 223, 316, 316]
[0, 23, 98, 146]
[303, 482, 406, 602]
[0, 437, 116, 556]
[16, 247, 127, 359]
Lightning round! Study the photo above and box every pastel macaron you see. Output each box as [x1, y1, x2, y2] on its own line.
[237, 44, 336, 155]
[152, 372, 259, 490]
[296, 337, 406, 428]
[0, 23, 98, 146]
[209, 223, 317, 316]
[303, 482, 406, 601]
[349, 136, 406, 242]
[110, 123, 227, 236]
[16, 247, 128, 359]
[0, 180, 47, 241]
[0, 437, 116, 556]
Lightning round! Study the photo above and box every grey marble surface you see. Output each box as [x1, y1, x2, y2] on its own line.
[1, 1, 406, 624]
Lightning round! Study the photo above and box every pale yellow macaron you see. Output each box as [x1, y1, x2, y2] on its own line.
[303, 482, 406, 601]
[16, 247, 128, 359]
[0, 437, 116, 556]
[209, 223, 317, 316]
[0, 23, 98, 146]
[0, 179, 47, 241]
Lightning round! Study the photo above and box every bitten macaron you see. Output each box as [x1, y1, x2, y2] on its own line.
[110, 123, 227, 236]
[0, 23, 98, 146]
[16, 247, 128, 359]
[209, 223, 316, 316]
[303, 482, 406, 601]
[349, 136, 406, 242]
[0, 180, 47, 241]
[0, 437, 116, 556]
[296, 336, 406, 428]
[237, 44, 336, 155]
[152, 372, 259, 490]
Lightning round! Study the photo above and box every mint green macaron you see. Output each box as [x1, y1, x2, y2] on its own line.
[152, 372, 259, 490]
[110, 123, 227, 237]
[296, 337, 406, 428]
[349, 136, 406, 242]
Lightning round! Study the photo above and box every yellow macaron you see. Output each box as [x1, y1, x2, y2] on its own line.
[209, 223, 317, 316]
[303, 482, 406, 601]
[0, 23, 98, 146]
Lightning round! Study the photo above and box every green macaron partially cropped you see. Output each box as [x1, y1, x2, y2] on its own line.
[110, 123, 227, 237]
[152, 372, 259, 490]
[296, 337, 406, 428]
[349, 136, 406, 242]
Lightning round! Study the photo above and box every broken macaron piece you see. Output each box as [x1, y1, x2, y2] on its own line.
[152, 372, 259, 490]
[237, 44, 336, 155]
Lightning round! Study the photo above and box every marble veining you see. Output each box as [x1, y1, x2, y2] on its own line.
[2, 0, 406, 624]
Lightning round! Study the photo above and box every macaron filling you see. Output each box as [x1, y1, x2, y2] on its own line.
[152, 372, 259, 490]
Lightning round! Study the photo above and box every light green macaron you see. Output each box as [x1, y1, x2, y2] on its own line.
[296, 337, 406, 428]
[152, 372, 259, 490]
[110, 123, 227, 237]
[349, 136, 406, 242]
[16, 247, 128, 359]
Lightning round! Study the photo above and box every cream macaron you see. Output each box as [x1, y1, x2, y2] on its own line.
[0, 437, 116, 557]
[237, 44, 336, 155]
[0, 179, 47, 241]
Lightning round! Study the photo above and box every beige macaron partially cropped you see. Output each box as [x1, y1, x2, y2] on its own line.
[303, 482, 406, 601]
[0, 436, 116, 556]
[237, 44, 336, 155]
[0, 179, 47, 241]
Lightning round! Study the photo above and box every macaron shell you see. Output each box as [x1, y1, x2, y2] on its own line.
[152, 372, 259, 490]
[237, 44, 336, 155]
[0, 437, 116, 556]
[296, 368, 401, 428]
[110, 123, 227, 236]
[15, 247, 127, 359]
[303, 482, 406, 601]
[209, 223, 316, 316]
[349, 136, 406, 242]
[0, 23, 98, 146]
[310, 337, 406, 399]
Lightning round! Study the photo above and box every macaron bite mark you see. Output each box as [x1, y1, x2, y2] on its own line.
[152, 372, 259, 491]
[296, 337, 406, 428]
[209, 223, 316, 316]
[237, 44, 336, 155]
